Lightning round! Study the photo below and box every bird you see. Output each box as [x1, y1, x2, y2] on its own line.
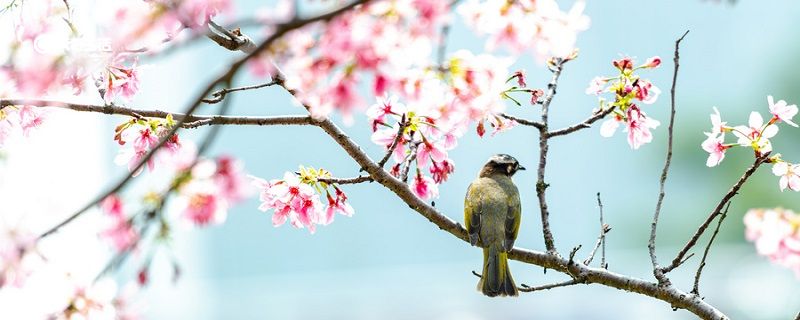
[464, 154, 525, 297]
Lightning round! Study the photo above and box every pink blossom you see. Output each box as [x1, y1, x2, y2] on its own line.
[633, 79, 660, 104]
[744, 208, 800, 276]
[612, 57, 634, 73]
[101, 195, 125, 218]
[17, 106, 46, 136]
[61, 279, 119, 319]
[430, 158, 455, 183]
[624, 105, 660, 149]
[323, 188, 354, 225]
[182, 192, 227, 226]
[772, 162, 800, 192]
[101, 56, 141, 103]
[0, 227, 36, 288]
[709, 107, 726, 134]
[701, 133, 729, 167]
[585, 77, 608, 95]
[417, 140, 447, 168]
[412, 173, 439, 200]
[101, 220, 139, 252]
[252, 172, 324, 233]
[642, 56, 661, 69]
[732, 112, 778, 154]
[213, 156, 250, 203]
[768, 95, 798, 127]
[367, 95, 405, 132]
[599, 113, 623, 138]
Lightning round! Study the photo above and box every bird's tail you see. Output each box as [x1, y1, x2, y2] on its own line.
[478, 247, 518, 297]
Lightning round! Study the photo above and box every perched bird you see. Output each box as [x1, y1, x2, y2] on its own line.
[464, 154, 525, 297]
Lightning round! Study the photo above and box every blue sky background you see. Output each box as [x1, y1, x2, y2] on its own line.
[100, 0, 800, 318]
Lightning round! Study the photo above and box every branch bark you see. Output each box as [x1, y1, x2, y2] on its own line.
[649, 30, 689, 285]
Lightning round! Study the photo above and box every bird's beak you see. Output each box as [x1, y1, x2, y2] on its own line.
[518, 165, 526, 171]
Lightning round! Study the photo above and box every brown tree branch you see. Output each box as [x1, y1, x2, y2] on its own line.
[376, 116, 407, 168]
[537, 58, 567, 254]
[584, 193, 610, 267]
[519, 279, 581, 292]
[649, 30, 689, 285]
[546, 106, 616, 138]
[0, 99, 313, 128]
[317, 175, 373, 185]
[499, 113, 544, 129]
[691, 202, 730, 295]
[663, 153, 769, 274]
[202, 80, 281, 104]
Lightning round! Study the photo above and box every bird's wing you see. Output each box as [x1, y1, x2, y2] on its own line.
[464, 182, 482, 247]
[503, 187, 522, 252]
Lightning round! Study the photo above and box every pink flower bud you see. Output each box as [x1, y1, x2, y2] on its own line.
[643, 56, 661, 69]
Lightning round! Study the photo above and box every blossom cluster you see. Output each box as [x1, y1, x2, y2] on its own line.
[744, 208, 800, 277]
[0, 0, 230, 103]
[458, 0, 590, 61]
[251, 167, 354, 234]
[0, 226, 37, 288]
[587, 56, 662, 149]
[700, 96, 800, 191]
[172, 153, 251, 227]
[0, 105, 47, 148]
[251, 0, 450, 123]
[113, 115, 181, 177]
[100, 195, 139, 253]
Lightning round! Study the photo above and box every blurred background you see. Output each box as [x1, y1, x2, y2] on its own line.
[2, 0, 800, 319]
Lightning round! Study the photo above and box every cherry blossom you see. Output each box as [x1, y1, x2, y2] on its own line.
[171, 154, 251, 227]
[57, 279, 119, 319]
[642, 56, 661, 69]
[100, 55, 141, 103]
[709, 107, 727, 134]
[0, 105, 48, 147]
[744, 208, 800, 277]
[772, 162, 800, 192]
[412, 172, 439, 200]
[589, 56, 662, 149]
[0, 226, 36, 288]
[624, 105, 660, 150]
[323, 187, 354, 225]
[458, 0, 590, 61]
[251, 167, 356, 233]
[701, 133, 729, 167]
[732, 111, 778, 154]
[114, 117, 181, 176]
[430, 158, 455, 183]
[768, 95, 798, 127]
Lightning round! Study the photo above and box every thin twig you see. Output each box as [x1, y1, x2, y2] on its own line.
[499, 113, 544, 129]
[547, 106, 616, 138]
[584, 193, 610, 267]
[376, 117, 407, 168]
[649, 30, 689, 285]
[663, 153, 769, 273]
[691, 202, 731, 295]
[202, 80, 280, 104]
[537, 58, 567, 254]
[317, 175, 373, 185]
[519, 279, 580, 292]
[400, 142, 419, 183]
[436, 20, 450, 68]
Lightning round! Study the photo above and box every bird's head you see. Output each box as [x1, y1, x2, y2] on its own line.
[479, 154, 526, 177]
